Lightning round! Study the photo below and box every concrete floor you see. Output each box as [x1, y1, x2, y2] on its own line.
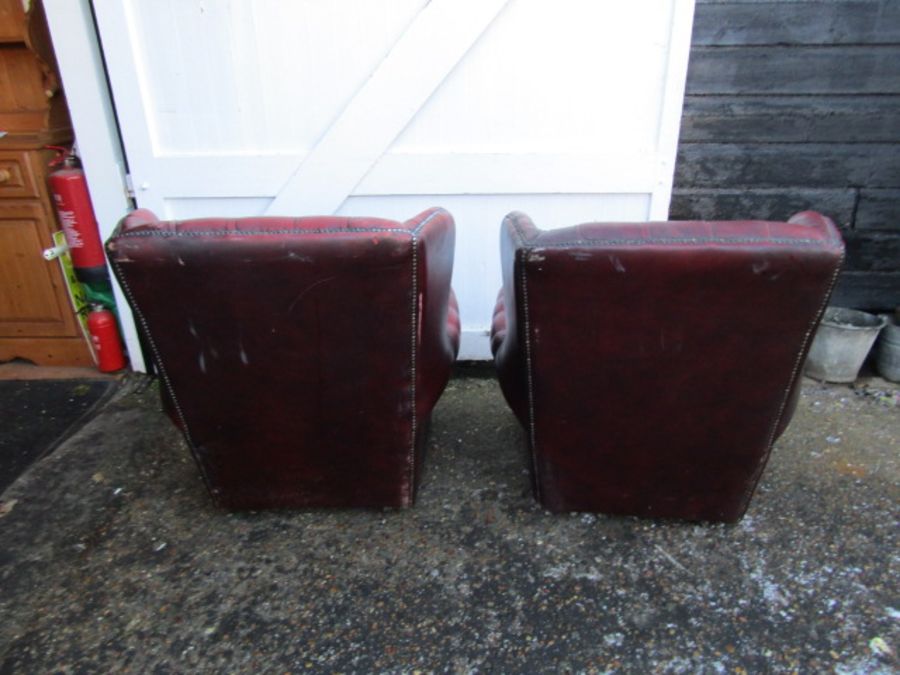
[1, 370, 897, 673]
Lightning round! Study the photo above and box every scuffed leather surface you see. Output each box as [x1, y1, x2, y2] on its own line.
[107, 208, 457, 509]
[492, 210, 844, 522]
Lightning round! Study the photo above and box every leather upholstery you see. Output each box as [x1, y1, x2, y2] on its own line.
[107, 208, 458, 509]
[492, 211, 844, 522]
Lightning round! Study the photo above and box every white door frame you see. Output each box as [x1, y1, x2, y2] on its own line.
[44, 0, 145, 371]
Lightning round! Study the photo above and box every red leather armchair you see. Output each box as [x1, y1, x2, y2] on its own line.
[492, 211, 844, 522]
[107, 208, 459, 509]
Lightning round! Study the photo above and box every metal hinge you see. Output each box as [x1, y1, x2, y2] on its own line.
[124, 173, 136, 199]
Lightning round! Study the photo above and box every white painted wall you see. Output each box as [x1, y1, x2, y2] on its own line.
[57, 0, 694, 364]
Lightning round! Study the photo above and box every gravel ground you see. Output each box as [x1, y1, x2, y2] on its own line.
[1, 369, 897, 673]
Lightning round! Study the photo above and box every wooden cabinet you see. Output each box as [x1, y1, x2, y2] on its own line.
[0, 0, 92, 366]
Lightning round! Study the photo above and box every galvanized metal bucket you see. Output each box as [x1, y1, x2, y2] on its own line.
[805, 307, 887, 383]
[876, 314, 900, 382]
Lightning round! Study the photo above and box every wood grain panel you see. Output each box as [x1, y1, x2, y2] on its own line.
[0, 0, 26, 43]
[856, 189, 900, 231]
[686, 46, 900, 95]
[842, 230, 900, 272]
[679, 96, 900, 144]
[692, 1, 900, 46]
[0, 150, 40, 198]
[670, 187, 856, 224]
[0, 47, 47, 110]
[0, 337, 93, 366]
[675, 144, 900, 188]
[0, 200, 77, 337]
[675, 0, 900, 310]
[832, 272, 900, 309]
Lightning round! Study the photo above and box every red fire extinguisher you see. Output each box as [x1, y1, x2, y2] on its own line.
[46, 149, 109, 284]
[87, 305, 126, 372]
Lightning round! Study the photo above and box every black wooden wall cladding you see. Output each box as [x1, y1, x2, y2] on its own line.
[670, 0, 900, 310]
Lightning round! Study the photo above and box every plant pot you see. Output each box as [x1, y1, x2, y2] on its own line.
[804, 307, 887, 383]
[875, 313, 900, 382]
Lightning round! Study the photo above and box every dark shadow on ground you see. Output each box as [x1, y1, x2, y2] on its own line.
[0, 379, 114, 493]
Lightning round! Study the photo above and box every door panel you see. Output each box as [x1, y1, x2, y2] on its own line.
[93, 0, 695, 358]
[0, 200, 78, 337]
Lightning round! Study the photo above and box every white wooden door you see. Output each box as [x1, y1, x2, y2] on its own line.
[93, 0, 694, 359]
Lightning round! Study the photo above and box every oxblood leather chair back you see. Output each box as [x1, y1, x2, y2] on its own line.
[491, 211, 844, 522]
[107, 208, 459, 509]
